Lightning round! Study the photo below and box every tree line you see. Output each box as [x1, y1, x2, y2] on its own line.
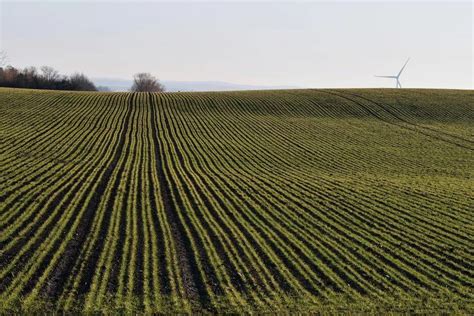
[0, 66, 165, 92]
[0, 51, 165, 92]
[0, 65, 98, 91]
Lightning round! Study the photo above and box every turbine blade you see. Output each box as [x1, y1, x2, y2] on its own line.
[396, 79, 402, 88]
[375, 75, 397, 78]
[397, 58, 410, 77]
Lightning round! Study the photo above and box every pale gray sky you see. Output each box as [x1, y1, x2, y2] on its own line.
[1, 1, 472, 89]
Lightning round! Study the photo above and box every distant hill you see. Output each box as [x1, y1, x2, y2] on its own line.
[93, 78, 297, 92]
[163, 81, 297, 92]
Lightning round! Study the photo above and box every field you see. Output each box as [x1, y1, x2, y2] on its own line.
[0, 87, 473, 313]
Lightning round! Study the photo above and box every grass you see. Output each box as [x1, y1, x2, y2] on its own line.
[0, 87, 473, 313]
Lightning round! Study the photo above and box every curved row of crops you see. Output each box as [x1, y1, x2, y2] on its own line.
[0, 88, 473, 313]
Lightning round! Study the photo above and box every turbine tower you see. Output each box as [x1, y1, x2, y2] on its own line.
[375, 58, 410, 88]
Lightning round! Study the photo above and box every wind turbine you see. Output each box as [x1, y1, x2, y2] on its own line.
[375, 58, 410, 88]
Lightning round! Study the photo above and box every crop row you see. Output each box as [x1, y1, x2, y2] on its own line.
[0, 88, 472, 313]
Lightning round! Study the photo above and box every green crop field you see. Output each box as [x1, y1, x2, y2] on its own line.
[0, 87, 473, 313]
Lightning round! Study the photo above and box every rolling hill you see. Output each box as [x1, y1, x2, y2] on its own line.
[93, 78, 296, 92]
[0, 88, 473, 313]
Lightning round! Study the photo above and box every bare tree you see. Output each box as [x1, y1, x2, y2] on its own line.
[131, 73, 165, 92]
[0, 51, 8, 67]
[69, 73, 97, 91]
[40, 66, 60, 82]
[22, 66, 38, 86]
[24, 66, 37, 79]
[2, 66, 18, 82]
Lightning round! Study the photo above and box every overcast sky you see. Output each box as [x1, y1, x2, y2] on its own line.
[1, 1, 472, 89]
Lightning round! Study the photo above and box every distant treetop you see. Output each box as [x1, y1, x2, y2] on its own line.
[131, 73, 165, 92]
